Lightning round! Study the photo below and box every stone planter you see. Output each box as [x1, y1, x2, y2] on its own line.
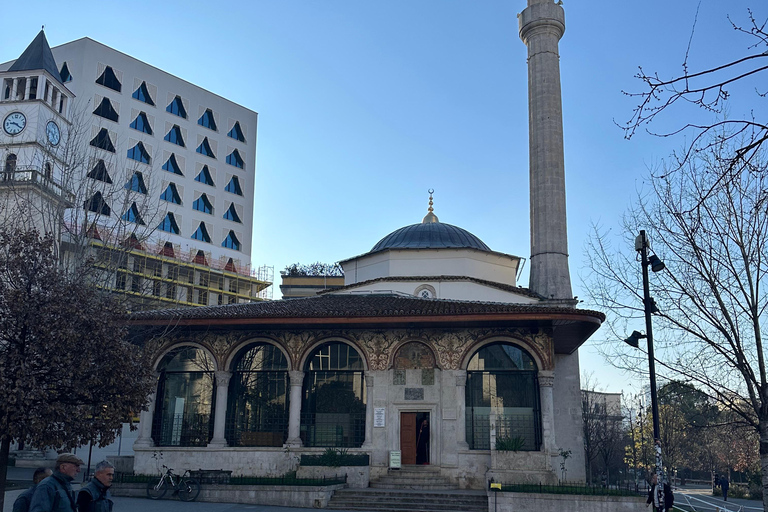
[488, 450, 557, 485]
[296, 465, 370, 488]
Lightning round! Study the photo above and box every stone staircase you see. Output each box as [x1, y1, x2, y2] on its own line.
[327, 466, 487, 512]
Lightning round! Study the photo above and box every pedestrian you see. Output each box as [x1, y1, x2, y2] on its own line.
[29, 453, 83, 512]
[416, 418, 430, 465]
[720, 475, 730, 501]
[13, 468, 52, 512]
[77, 460, 115, 512]
[646, 473, 665, 511]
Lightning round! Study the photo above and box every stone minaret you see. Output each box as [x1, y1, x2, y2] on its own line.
[519, 0, 572, 301]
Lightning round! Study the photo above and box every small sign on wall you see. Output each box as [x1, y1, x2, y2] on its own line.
[374, 408, 386, 427]
[389, 450, 401, 469]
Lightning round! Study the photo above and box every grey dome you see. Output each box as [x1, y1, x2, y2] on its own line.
[371, 222, 491, 252]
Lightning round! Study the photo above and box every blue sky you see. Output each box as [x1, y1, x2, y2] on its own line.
[1, 0, 763, 393]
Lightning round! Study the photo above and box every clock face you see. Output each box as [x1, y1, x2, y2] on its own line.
[3, 112, 26, 135]
[46, 121, 61, 146]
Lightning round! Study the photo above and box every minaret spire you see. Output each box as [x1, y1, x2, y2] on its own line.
[422, 188, 439, 224]
[519, 0, 573, 301]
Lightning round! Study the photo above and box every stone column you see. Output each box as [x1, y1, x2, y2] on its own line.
[134, 374, 160, 448]
[24, 79, 31, 100]
[285, 370, 304, 447]
[538, 371, 556, 453]
[455, 370, 469, 449]
[208, 371, 232, 447]
[361, 375, 375, 448]
[11, 78, 18, 100]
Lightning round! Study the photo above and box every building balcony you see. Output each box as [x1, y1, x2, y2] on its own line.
[0, 166, 74, 205]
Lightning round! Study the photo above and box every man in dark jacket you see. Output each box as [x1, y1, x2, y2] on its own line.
[13, 468, 52, 512]
[720, 475, 730, 501]
[77, 460, 114, 512]
[29, 453, 83, 512]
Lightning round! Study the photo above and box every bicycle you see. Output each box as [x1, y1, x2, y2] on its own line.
[146, 465, 201, 501]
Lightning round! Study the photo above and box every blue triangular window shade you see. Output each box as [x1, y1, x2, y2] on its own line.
[93, 97, 119, 122]
[125, 172, 148, 194]
[225, 176, 243, 196]
[193, 194, 213, 214]
[221, 231, 241, 251]
[164, 125, 185, 147]
[166, 95, 187, 118]
[90, 128, 115, 153]
[130, 112, 152, 135]
[158, 213, 180, 234]
[198, 109, 217, 131]
[226, 149, 244, 169]
[196, 138, 215, 158]
[132, 81, 155, 106]
[223, 203, 241, 223]
[227, 122, 245, 143]
[122, 202, 145, 225]
[84, 191, 110, 216]
[160, 183, 181, 204]
[191, 222, 211, 243]
[195, 166, 215, 186]
[87, 160, 113, 184]
[60, 62, 72, 83]
[127, 142, 151, 164]
[162, 154, 183, 175]
[96, 66, 121, 92]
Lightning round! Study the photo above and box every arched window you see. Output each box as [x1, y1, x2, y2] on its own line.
[4, 153, 17, 179]
[465, 342, 540, 451]
[152, 347, 216, 447]
[301, 342, 366, 447]
[226, 344, 289, 447]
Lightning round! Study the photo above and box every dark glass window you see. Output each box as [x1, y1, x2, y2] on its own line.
[87, 160, 113, 184]
[226, 149, 244, 169]
[160, 183, 182, 204]
[84, 191, 110, 216]
[95, 66, 122, 92]
[191, 223, 211, 243]
[59, 62, 72, 83]
[90, 128, 115, 153]
[221, 231, 241, 250]
[225, 176, 243, 196]
[125, 172, 148, 194]
[227, 121, 245, 143]
[127, 142, 151, 164]
[122, 202, 145, 225]
[192, 194, 213, 214]
[198, 109, 217, 131]
[164, 125, 185, 147]
[166, 95, 187, 118]
[162, 154, 183, 175]
[223, 203, 241, 223]
[158, 212, 180, 234]
[93, 97, 119, 122]
[129, 112, 153, 135]
[196, 138, 215, 158]
[132, 81, 155, 106]
[195, 166, 215, 186]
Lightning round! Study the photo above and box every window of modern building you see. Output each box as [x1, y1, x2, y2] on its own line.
[196, 137, 215, 158]
[121, 202, 145, 225]
[223, 203, 241, 223]
[129, 112, 153, 135]
[164, 125, 185, 147]
[227, 121, 245, 143]
[158, 212, 180, 234]
[191, 222, 211, 243]
[90, 129, 116, 153]
[198, 109, 217, 131]
[127, 142, 151, 164]
[93, 97, 119, 122]
[224, 176, 243, 196]
[95, 66, 122, 93]
[166, 95, 187, 118]
[465, 343, 540, 451]
[59, 62, 72, 83]
[225, 344, 289, 447]
[84, 191, 110, 216]
[301, 342, 366, 448]
[221, 231, 241, 251]
[86, 160, 112, 183]
[162, 154, 183, 175]
[192, 193, 213, 214]
[125, 171, 148, 194]
[151, 347, 215, 447]
[226, 149, 244, 169]
[160, 183, 182, 204]
[194, 166, 215, 186]
[132, 81, 155, 106]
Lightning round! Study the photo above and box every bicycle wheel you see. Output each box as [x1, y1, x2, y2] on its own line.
[177, 478, 201, 502]
[146, 479, 168, 500]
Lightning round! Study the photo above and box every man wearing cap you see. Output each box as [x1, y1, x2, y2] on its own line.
[13, 468, 52, 512]
[77, 460, 114, 512]
[29, 453, 83, 512]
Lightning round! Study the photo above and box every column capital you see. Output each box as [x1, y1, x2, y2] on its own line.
[365, 375, 374, 387]
[538, 370, 555, 387]
[455, 370, 467, 387]
[215, 370, 232, 387]
[289, 370, 305, 386]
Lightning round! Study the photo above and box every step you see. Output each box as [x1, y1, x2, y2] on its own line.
[327, 489, 487, 512]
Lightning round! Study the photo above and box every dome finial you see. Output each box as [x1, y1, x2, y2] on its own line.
[422, 188, 439, 224]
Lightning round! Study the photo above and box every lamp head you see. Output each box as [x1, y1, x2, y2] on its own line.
[623, 330, 646, 348]
[648, 254, 665, 272]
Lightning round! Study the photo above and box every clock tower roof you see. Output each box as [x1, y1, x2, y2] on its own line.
[8, 30, 63, 85]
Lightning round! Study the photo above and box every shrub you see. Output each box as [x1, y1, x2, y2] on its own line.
[300, 449, 369, 467]
[496, 436, 526, 451]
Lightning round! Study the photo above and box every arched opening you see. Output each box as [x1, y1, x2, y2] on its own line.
[225, 343, 289, 446]
[301, 341, 366, 447]
[465, 342, 541, 450]
[3, 153, 17, 180]
[152, 347, 215, 447]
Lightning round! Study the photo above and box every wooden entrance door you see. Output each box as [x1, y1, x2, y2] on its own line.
[400, 412, 417, 465]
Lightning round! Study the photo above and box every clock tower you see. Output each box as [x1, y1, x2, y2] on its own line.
[0, 30, 74, 238]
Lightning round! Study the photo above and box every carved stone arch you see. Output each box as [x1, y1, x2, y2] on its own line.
[460, 336, 546, 372]
[224, 336, 291, 371]
[152, 342, 218, 372]
[298, 336, 369, 372]
[390, 339, 440, 370]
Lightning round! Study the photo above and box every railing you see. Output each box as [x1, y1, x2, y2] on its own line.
[1, 166, 75, 203]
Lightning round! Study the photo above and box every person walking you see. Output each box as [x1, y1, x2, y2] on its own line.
[416, 419, 430, 465]
[720, 475, 730, 501]
[13, 468, 52, 512]
[29, 453, 83, 512]
[77, 460, 115, 512]
[646, 474, 665, 512]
